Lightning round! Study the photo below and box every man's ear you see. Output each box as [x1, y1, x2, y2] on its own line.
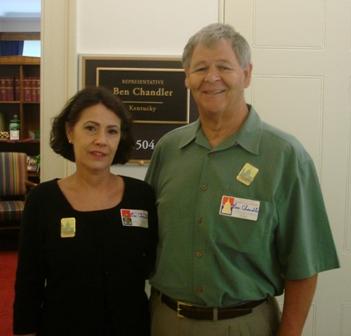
[184, 70, 190, 89]
[243, 63, 253, 88]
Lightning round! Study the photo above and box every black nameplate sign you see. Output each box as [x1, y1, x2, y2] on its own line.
[80, 56, 197, 164]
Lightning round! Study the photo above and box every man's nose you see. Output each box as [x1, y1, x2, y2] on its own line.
[204, 66, 220, 82]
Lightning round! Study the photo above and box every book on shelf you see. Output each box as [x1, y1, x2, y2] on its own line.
[0, 76, 40, 102]
[23, 77, 40, 103]
[0, 76, 17, 101]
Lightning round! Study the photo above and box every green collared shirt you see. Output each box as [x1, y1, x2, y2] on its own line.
[145, 106, 339, 307]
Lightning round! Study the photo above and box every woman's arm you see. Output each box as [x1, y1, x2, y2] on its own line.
[13, 188, 45, 335]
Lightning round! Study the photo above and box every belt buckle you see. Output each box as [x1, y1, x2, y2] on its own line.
[177, 300, 193, 318]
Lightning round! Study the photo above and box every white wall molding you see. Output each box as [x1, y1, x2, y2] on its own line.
[40, 0, 77, 181]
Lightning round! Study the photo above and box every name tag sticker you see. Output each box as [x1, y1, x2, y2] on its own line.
[60, 217, 76, 238]
[236, 163, 259, 186]
[219, 195, 260, 221]
[120, 209, 149, 228]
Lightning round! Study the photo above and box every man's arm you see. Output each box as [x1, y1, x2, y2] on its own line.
[277, 274, 318, 336]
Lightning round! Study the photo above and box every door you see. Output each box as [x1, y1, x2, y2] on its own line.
[225, 0, 350, 335]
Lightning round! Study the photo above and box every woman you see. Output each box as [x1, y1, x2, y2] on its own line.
[13, 87, 157, 336]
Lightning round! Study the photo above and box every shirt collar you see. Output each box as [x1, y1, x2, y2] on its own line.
[231, 105, 262, 155]
[178, 119, 201, 148]
[178, 105, 262, 155]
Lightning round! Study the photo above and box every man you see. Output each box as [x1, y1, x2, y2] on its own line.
[145, 23, 339, 336]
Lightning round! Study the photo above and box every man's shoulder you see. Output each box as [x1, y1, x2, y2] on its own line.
[260, 121, 311, 162]
[156, 121, 197, 147]
[261, 121, 305, 150]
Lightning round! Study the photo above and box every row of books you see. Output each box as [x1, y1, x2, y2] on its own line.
[0, 77, 19, 101]
[0, 77, 40, 103]
[23, 78, 40, 103]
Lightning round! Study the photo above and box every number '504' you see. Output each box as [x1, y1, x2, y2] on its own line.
[136, 139, 155, 150]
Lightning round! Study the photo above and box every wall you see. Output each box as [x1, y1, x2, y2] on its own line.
[77, 0, 220, 55]
[0, 17, 40, 32]
[41, 0, 221, 180]
[76, 0, 221, 179]
[41, 0, 77, 181]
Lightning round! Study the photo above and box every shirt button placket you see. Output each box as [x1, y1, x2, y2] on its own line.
[193, 155, 210, 300]
[200, 183, 208, 191]
[196, 286, 204, 294]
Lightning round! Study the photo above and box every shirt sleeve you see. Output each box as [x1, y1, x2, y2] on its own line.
[145, 186, 158, 279]
[276, 157, 340, 280]
[145, 141, 162, 192]
[13, 187, 46, 334]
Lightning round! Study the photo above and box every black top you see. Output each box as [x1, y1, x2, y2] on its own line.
[14, 176, 158, 336]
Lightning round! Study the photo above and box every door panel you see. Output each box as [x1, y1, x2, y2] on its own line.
[225, 1, 351, 335]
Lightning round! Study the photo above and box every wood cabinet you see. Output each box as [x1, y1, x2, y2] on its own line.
[0, 56, 40, 180]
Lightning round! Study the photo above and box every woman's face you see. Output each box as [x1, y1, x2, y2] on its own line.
[66, 103, 121, 173]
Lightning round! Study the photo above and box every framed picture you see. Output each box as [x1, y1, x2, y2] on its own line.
[80, 55, 197, 164]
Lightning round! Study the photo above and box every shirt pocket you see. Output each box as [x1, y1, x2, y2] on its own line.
[214, 199, 276, 254]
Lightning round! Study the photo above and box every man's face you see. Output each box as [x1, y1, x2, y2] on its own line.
[185, 38, 252, 117]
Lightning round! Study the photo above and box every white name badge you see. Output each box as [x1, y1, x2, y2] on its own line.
[120, 209, 149, 228]
[219, 195, 260, 221]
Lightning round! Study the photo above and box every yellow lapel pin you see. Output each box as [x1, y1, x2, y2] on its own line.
[236, 163, 259, 186]
[60, 217, 76, 238]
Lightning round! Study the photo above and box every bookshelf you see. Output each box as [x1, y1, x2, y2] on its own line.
[0, 56, 40, 180]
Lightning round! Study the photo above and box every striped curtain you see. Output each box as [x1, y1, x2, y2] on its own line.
[0, 152, 27, 197]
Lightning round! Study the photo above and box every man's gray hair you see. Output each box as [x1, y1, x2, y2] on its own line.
[182, 23, 251, 69]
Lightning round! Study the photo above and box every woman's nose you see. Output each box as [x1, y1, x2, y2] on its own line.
[94, 130, 107, 144]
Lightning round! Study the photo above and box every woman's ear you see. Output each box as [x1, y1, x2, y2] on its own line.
[65, 123, 72, 143]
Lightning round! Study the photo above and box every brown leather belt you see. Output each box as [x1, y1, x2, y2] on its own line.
[155, 290, 266, 320]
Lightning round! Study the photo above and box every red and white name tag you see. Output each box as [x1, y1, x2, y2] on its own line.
[219, 195, 260, 221]
[120, 209, 149, 228]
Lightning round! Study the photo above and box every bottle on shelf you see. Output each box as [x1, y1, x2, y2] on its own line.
[9, 113, 20, 140]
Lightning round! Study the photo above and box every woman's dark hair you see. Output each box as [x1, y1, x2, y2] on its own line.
[50, 86, 134, 164]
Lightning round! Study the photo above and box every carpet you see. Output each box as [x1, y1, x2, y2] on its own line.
[0, 251, 17, 336]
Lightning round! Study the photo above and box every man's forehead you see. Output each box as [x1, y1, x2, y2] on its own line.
[189, 40, 237, 63]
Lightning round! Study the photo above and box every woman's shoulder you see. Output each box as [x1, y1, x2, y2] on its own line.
[28, 178, 59, 198]
[122, 175, 154, 195]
